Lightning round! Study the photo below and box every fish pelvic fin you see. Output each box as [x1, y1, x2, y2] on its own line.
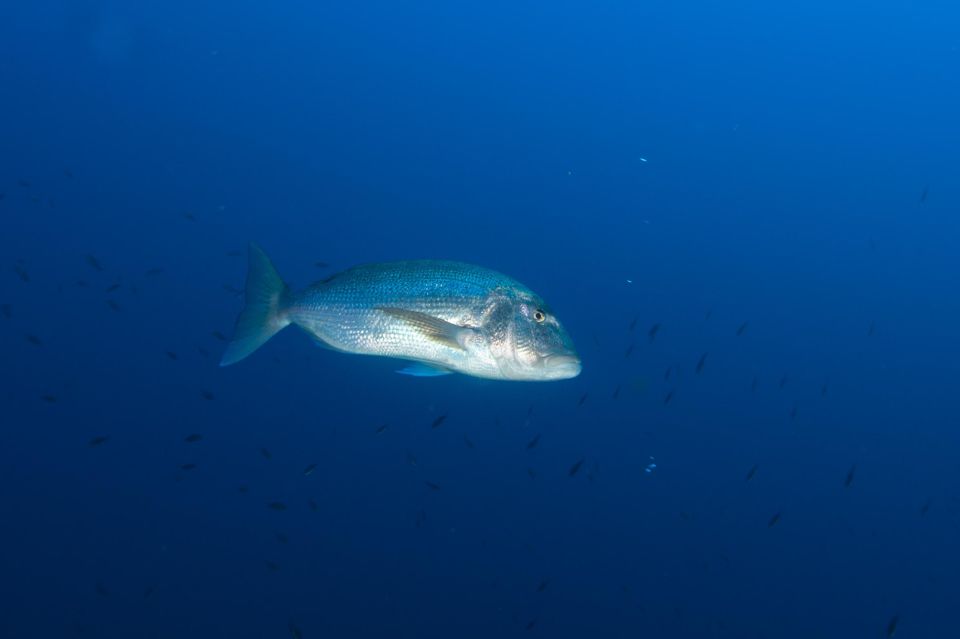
[220, 243, 292, 366]
[396, 362, 454, 377]
[376, 307, 470, 351]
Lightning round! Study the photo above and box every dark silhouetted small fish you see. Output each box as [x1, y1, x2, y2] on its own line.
[745, 464, 759, 482]
[238, 484, 249, 494]
[145, 267, 164, 277]
[525, 619, 537, 631]
[95, 582, 108, 597]
[197, 346, 210, 357]
[41, 394, 57, 403]
[179, 463, 197, 471]
[887, 614, 899, 637]
[223, 284, 242, 296]
[415, 509, 427, 527]
[612, 385, 620, 399]
[868, 320, 876, 337]
[431, 414, 448, 429]
[705, 309, 713, 320]
[424, 481, 441, 491]
[85, 255, 103, 272]
[143, 585, 156, 599]
[624, 342, 634, 358]
[648, 323, 661, 342]
[920, 499, 933, 516]
[663, 390, 674, 405]
[920, 185, 928, 203]
[844, 464, 856, 488]
[183, 212, 196, 221]
[751, 377, 758, 392]
[303, 463, 317, 476]
[211, 330, 227, 341]
[276, 532, 289, 545]
[0, 304, 11, 319]
[821, 382, 828, 397]
[260, 447, 272, 459]
[265, 561, 280, 572]
[89, 435, 109, 447]
[375, 423, 389, 435]
[536, 579, 549, 593]
[314, 261, 331, 268]
[106, 300, 121, 312]
[768, 512, 781, 528]
[289, 622, 303, 639]
[526, 434, 541, 450]
[527, 467, 537, 479]
[577, 392, 588, 407]
[789, 403, 798, 420]
[406, 451, 418, 467]
[568, 457, 585, 477]
[75, 279, 88, 288]
[268, 501, 287, 511]
[17, 179, 30, 188]
[200, 390, 214, 401]
[664, 367, 671, 381]
[736, 322, 748, 336]
[105, 282, 121, 293]
[226, 249, 243, 257]
[463, 435, 475, 449]
[779, 375, 788, 389]
[184, 434, 203, 443]
[166, 351, 178, 360]
[695, 353, 707, 374]
[308, 499, 319, 511]
[14, 264, 30, 282]
[628, 316, 638, 331]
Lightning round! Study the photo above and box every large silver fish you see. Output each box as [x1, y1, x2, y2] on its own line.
[220, 244, 581, 381]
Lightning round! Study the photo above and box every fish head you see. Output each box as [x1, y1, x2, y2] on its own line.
[481, 288, 580, 381]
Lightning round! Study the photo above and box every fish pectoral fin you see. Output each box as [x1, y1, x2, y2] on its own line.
[376, 306, 470, 351]
[396, 362, 454, 377]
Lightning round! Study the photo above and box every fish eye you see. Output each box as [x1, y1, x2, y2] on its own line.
[533, 309, 546, 323]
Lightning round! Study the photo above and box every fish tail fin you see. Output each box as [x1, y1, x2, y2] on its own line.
[219, 243, 292, 366]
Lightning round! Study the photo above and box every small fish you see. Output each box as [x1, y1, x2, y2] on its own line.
[745, 464, 759, 482]
[779, 375, 788, 389]
[275, 532, 289, 545]
[211, 330, 228, 341]
[767, 512, 781, 528]
[308, 499, 319, 511]
[821, 382, 828, 397]
[88, 435, 109, 447]
[143, 585, 156, 599]
[238, 484, 250, 494]
[431, 414, 448, 429]
[200, 390, 215, 401]
[17, 179, 30, 188]
[750, 376, 758, 392]
[144, 267, 165, 277]
[624, 342, 634, 358]
[314, 261, 331, 268]
[0, 304, 11, 319]
[568, 457, 585, 477]
[527, 467, 537, 479]
[179, 463, 197, 471]
[886, 614, 900, 637]
[463, 434, 475, 449]
[526, 434, 541, 450]
[106, 300, 121, 312]
[663, 390, 674, 405]
[260, 447, 272, 460]
[85, 255, 104, 272]
[868, 320, 876, 337]
[184, 434, 203, 443]
[197, 346, 210, 358]
[302, 463, 317, 476]
[536, 579, 549, 593]
[628, 316, 638, 331]
[704, 309, 712, 320]
[265, 561, 280, 572]
[406, 451, 418, 467]
[41, 394, 57, 403]
[735, 321, 748, 336]
[166, 351, 178, 360]
[424, 481, 441, 491]
[225, 249, 243, 257]
[789, 403, 798, 420]
[223, 284, 242, 296]
[577, 392, 588, 407]
[920, 185, 928, 203]
[611, 385, 620, 399]
[844, 464, 856, 488]
[289, 622, 303, 639]
[95, 582, 109, 597]
[267, 501, 288, 511]
[105, 282, 121, 293]
[695, 353, 707, 374]
[920, 499, 933, 516]
[375, 423, 389, 434]
[648, 323, 661, 342]
[13, 264, 30, 282]
[183, 212, 197, 221]
[525, 619, 537, 631]
[415, 509, 427, 527]
[664, 367, 671, 381]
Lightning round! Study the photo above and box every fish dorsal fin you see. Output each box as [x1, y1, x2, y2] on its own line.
[376, 307, 471, 351]
[396, 362, 454, 377]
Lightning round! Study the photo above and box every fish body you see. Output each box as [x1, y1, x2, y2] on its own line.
[220, 244, 580, 381]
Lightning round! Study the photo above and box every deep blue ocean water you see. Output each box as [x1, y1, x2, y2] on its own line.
[2, 1, 959, 637]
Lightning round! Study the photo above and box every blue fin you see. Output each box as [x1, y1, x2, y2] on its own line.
[396, 362, 453, 377]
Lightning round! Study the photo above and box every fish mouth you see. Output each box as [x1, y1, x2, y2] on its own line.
[541, 353, 582, 379]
